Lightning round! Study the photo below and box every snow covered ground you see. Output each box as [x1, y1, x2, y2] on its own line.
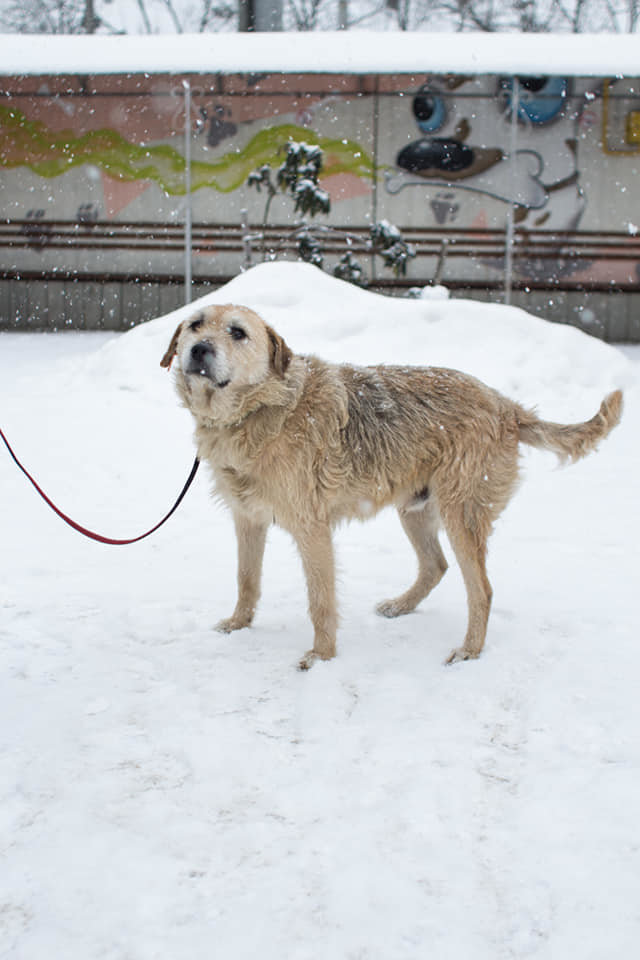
[1, 262, 639, 959]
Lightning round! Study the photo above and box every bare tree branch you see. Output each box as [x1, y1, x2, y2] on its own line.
[160, 0, 184, 31]
[0, 0, 637, 36]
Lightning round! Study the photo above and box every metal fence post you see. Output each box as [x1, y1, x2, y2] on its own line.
[183, 79, 193, 306]
[504, 77, 519, 306]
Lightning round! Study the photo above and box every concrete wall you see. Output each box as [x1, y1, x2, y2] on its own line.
[1, 71, 639, 337]
[2, 276, 638, 344]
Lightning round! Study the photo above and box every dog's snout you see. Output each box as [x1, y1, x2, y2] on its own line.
[186, 340, 217, 378]
[191, 341, 215, 363]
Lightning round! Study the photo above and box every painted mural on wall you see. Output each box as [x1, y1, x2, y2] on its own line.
[0, 106, 373, 198]
[1, 72, 639, 287]
[381, 74, 595, 283]
[387, 75, 583, 230]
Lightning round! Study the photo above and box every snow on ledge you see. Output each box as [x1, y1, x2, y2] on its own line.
[0, 31, 637, 78]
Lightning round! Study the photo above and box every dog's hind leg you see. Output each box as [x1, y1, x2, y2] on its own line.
[441, 504, 493, 664]
[216, 510, 269, 634]
[376, 500, 448, 618]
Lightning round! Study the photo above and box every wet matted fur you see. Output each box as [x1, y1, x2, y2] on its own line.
[161, 303, 623, 669]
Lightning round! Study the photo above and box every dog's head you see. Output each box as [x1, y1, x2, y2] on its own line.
[161, 304, 292, 420]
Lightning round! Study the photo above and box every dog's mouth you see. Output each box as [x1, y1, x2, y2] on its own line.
[188, 367, 230, 389]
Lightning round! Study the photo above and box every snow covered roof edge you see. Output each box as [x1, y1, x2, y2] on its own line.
[0, 31, 637, 78]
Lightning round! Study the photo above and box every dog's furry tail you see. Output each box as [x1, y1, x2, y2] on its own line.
[516, 389, 623, 464]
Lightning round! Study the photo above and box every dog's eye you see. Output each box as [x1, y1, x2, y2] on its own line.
[229, 325, 247, 341]
[189, 316, 204, 331]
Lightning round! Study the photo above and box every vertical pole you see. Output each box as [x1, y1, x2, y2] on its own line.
[183, 79, 193, 306]
[240, 0, 282, 29]
[370, 76, 380, 283]
[240, 208, 253, 271]
[504, 77, 519, 306]
[238, 0, 255, 30]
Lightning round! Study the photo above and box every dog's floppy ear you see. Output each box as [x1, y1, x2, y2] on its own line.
[266, 324, 292, 378]
[160, 322, 183, 370]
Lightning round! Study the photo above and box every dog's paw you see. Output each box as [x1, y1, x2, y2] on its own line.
[445, 646, 479, 665]
[298, 649, 335, 671]
[376, 598, 408, 619]
[215, 616, 250, 634]
[298, 650, 317, 671]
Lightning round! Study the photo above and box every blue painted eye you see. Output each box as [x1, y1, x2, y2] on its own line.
[501, 76, 568, 125]
[412, 87, 447, 134]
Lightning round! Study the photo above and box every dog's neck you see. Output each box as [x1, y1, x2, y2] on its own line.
[182, 357, 308, 427]
[186, 359, 310, 464]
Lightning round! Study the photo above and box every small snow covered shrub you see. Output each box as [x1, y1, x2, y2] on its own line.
[247, 140, 416, 288]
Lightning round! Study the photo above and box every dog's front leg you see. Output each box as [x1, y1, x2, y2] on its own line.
[294, 522, 337, 670]
[216, 509, 269, 634]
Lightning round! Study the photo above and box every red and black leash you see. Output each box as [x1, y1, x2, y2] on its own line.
[1, 425, 199, 546]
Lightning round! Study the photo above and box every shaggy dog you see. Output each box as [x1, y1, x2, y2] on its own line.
[161, 304, 622, 669]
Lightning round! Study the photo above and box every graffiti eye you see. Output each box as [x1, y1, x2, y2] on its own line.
[412, 87, 447, 134]
[500, 76, 569, 125]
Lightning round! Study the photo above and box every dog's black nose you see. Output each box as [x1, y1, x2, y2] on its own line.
[187, 341, 216, 377]
[191, 341, 214, 363]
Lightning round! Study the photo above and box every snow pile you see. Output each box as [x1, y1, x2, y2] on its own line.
[108, 260, 632, 415]
[1, 31, 639, 78]
[1, 262, 638, 959]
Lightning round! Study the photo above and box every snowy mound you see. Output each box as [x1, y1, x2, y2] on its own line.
[93, 261, 631, 420]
